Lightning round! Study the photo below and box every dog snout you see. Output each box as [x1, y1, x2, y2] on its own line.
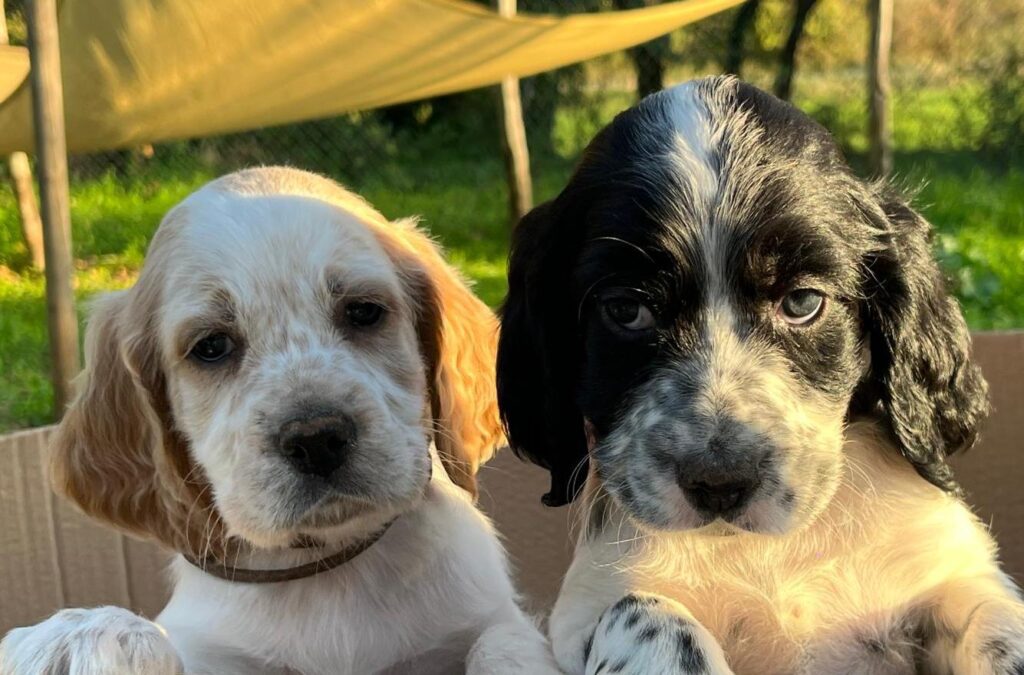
[675, 443, 764, 515]
[668, 418, 772, 516]
[278, 414, 357, 478]
[678, 475, 760, 514]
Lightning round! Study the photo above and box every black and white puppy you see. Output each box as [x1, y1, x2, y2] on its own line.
[497, 76, 1024, 674]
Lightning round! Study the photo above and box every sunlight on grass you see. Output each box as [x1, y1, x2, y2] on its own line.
[448, 254, 509, 309]
[0, 265, 138, 431]
[0, 89, 1021, 431]
[917, 165, 1024, 329]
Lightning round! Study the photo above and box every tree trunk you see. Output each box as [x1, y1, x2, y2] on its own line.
[614, 0, 667, 98]
[725, 0, 761, 76]
[631, 44, 666, 98]
[868, 0, 894, 177]
[774, 0, 819, 101]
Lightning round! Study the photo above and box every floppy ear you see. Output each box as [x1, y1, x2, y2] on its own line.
[497, 202, 590, 506]
[859, 187, 990, 493]
[50, 287, 224, 558]
[383, 219, 504, 498]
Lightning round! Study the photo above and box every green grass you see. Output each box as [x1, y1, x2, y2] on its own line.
[912, 158, 1024, 329]
[0, 265, 137, 430]
[1, 91, 1022, 432]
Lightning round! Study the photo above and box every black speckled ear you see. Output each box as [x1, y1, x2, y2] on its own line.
[859, 186, 990, 493]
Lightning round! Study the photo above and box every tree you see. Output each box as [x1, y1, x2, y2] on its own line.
[773, 0, 820, 101]
[725, 0, 761, 76]
[613, 0, 668, 98]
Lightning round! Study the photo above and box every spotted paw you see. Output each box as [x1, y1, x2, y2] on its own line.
[974, 635, 1024, 675]
[584, 593, 733, 675]
[948, 600, 1024, 675]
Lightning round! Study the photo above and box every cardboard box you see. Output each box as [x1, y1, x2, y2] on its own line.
[1, 332, 1021, 633]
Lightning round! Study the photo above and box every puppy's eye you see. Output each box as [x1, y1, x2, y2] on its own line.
[345, 301, 385, 327]
[189, 333, 235, 363]
[778, 289, 825, 325]
[602, 297, 655, 331]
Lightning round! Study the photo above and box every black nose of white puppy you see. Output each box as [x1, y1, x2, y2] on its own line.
[279, 414, 357, 477]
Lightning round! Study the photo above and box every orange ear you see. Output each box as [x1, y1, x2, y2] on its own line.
[378, 219, 504, 497]
[50, 288, 225, 559]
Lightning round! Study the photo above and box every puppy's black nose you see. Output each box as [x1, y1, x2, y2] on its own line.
[278, 415, 356, 478]
[680, 477, 759, 514]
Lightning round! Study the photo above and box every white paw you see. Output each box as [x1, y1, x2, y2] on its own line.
[467, 619, 562, 674]
[0, 606, 182, 675]
[584, 594, 732, 675]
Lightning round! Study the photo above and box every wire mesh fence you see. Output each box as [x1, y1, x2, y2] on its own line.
[47, 0, 1024, 224]
[1, 0, 1023, 430]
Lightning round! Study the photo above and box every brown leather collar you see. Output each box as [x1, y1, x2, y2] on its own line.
[184, 520, 395, 584]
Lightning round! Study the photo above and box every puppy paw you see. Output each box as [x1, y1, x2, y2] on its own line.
[467, 618, 562, 675]
[962, 630, 1024, 675]
[977, 638, 1024, 675]
[0, 606, 182, 675]
[584, 593, 733, 675]
[950, 600, 1024, 675]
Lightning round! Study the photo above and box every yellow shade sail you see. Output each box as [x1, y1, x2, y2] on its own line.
[0, 0, 743, 155]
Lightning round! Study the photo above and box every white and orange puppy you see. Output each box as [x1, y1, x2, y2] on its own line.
[0, 167, 559, 675]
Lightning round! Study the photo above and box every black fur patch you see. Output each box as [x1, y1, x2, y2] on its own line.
[583, 629, 595, 665]
[675, 627, 707, 672]
[859, 636, 886, 655]
[983, 638, 1010, 659]
[637, 625, 661, 643]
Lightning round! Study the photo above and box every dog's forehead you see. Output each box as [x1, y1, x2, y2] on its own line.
[614, 77, 837, 169]
[149, 192, 410, 342]
[576, 77, 849, 285]
[169, 192, 399, 288]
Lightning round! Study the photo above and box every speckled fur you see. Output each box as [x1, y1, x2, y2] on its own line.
[497, 78, 1020, 675]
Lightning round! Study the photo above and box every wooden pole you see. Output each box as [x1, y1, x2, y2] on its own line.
[6, 153, 45, 269]
[1, 0, 45, 270]
[26, 0, 80, 417]
[495, 0, 532, 226]
[868, 0, 893, 177]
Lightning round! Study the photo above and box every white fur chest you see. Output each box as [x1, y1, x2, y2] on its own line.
[157, 483, 519, 675]
[557, 444, 1003, 675]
